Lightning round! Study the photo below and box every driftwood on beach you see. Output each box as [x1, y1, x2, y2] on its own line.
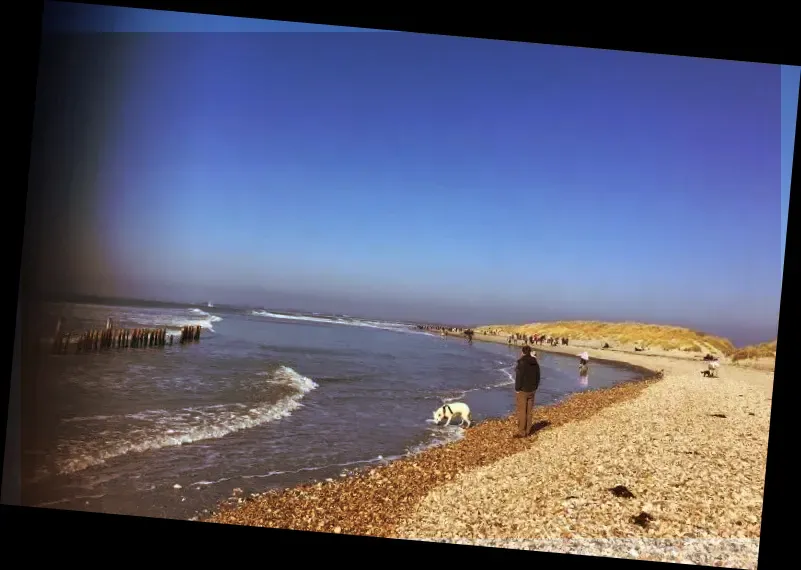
[50, 319, 203, 355]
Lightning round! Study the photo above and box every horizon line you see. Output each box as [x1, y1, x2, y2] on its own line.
[29, 291, 776, 347]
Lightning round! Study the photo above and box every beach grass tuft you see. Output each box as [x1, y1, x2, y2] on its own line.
[730, 340, 777, 362]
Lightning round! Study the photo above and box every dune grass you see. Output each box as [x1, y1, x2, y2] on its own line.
[475, 320, 737, 355]
[730, 340, 777, 362]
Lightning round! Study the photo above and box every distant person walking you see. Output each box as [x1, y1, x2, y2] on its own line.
[578, 351, 589, 387]
[579, 352, 589, 372]
[514, 345, 541, 438]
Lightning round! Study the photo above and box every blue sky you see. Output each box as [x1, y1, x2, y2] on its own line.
[781, 66, 798, 276]
[31, 2, 795, 344]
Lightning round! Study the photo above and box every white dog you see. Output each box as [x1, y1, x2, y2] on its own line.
[433, 402, 472, 428]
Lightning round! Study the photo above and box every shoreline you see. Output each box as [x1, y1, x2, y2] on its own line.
[203, 339, 662, 535]
[448, 331, 660, 377]
[395, 339, 771, 569]
[450, 328, 775, 373]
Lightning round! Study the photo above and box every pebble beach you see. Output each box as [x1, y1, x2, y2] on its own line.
[204, 340, 772, 569]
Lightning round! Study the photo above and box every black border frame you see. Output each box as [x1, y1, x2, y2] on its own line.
[3, 2, 796, 567]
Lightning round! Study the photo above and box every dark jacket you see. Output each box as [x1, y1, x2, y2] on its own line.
[515, 354, 541, 392]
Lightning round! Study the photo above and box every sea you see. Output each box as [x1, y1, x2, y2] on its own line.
[18, 297, 644, 521]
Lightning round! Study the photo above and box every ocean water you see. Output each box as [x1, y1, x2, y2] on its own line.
[19, 298, 644, 520]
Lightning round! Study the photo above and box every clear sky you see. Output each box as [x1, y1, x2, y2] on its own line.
[28, 2, 795, 345]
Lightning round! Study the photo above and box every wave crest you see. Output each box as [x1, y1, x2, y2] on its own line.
[54, 366, 318, 476]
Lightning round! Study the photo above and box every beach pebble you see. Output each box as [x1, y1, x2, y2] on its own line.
[173, 484, 182, 489]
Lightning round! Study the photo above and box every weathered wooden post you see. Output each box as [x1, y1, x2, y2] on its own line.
[52, 317, 64, 353]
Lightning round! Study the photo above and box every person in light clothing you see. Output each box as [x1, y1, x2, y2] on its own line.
[578, 352, 589, 386]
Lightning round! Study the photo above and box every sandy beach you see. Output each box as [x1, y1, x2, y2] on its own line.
[204, 335, 772, 569]
[398, 338, 772, 568]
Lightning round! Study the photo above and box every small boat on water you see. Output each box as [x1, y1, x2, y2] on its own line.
[207, 302, 214, 308]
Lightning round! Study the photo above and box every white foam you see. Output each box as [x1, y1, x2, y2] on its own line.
[187, 425, 464, 492]
[61, 414, 115, 424]
[250, 310, 436, 337]
[407, 424, 466, 455]
[54, 303, 224, 334]
[36, 493, 107, 508]
[54, 366, 318, 475]
[483, 366, 515, 389]
[440, 364, 515, 404]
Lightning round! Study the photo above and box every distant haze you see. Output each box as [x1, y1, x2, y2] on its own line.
[23, 10, 793, 348]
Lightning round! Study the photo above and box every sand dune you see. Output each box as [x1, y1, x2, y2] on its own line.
[476, 321, 737, 355]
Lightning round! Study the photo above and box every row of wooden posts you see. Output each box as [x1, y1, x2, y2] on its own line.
[51, 318, 203, 354]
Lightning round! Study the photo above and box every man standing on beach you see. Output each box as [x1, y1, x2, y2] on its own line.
[514, 345, 541, 438]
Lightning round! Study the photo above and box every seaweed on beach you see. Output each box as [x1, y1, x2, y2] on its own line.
[609, 485, 635, 498]
[631, 511, 655, 528]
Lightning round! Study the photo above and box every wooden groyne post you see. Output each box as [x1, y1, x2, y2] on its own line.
[179, 325, 202, 344]
[50, 319, 204, 355]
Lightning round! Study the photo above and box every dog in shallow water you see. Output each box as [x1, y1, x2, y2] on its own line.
[433, 402, 472, 428]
